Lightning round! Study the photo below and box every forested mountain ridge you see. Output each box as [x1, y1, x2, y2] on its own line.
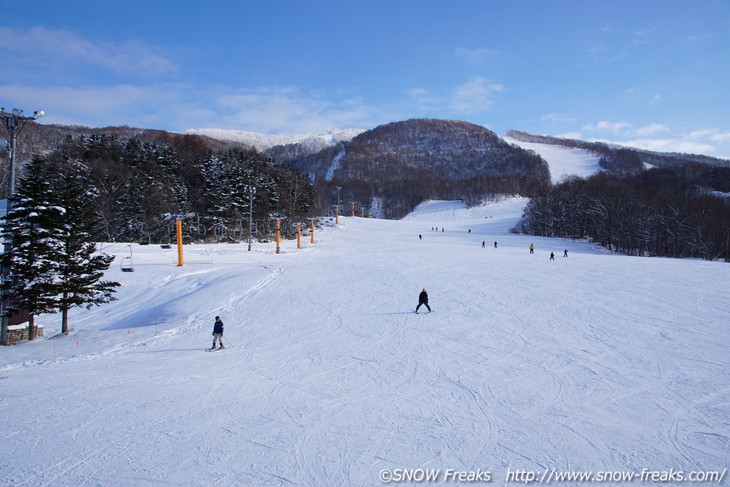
[507, 129, 730, 174]
[5, 118, 730, 226]
[287, 119, 548, 179]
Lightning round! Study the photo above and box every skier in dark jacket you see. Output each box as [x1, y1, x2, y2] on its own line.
[416, 288, 432, 313]
[211, 316, 225, 350]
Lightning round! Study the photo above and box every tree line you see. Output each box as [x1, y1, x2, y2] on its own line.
[514, 167, 730, 261]
[317, 172, 547, 220]
[44, 132, 315, 243]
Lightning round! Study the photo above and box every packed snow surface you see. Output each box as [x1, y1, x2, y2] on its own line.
[1, 199, 728, 486]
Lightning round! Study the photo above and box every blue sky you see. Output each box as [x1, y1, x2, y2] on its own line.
[2, 0, 729, 158]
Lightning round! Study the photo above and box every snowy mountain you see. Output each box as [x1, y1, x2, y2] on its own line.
[279, 119, 549, 182]
[507, 129, 730, 173]
[1, 199, 728, 486]
[285, 119, 552, 218]
[186, 127, 365, 153]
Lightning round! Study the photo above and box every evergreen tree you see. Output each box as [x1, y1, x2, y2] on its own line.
[1, 157, 64, 339]
[52, 161, 120, 333]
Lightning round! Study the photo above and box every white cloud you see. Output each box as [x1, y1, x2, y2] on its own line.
[0, 80, 390, 133]
[621, 138, 716, 155]
[0, 82, 197, 129]
[449, 77, 504, 114]
[454, 47, 501, 63]
[405, 88, 442, 112]
[683, 34, 710, 43]
[689, 128, 730, 143]
[582, 120, 633, 134]
[709, 132, 730, 142]
[576, 121, 730, 159]
[212, 86, 386, 134]
[0, 26, 178, 80]
[540, 113, 576, 123]
[634, 123, 669, 136]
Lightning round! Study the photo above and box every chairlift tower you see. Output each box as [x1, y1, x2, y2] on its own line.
[167, 203, 190, 267]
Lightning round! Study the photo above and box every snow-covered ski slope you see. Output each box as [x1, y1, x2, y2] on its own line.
[1, 199, 729, 487]
[502, 136, 602, 183]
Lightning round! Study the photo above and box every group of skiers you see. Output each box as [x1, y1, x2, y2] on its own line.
[529, 243, 568, 259]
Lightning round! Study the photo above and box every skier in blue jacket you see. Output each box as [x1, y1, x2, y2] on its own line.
[211, 316, 225, 350]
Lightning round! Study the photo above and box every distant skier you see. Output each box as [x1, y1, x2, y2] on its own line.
[210, 316, 225, 350]
[482, 241, 486, 248]
[494, 241, 498, 249]
[530, 243, 535, 254]
[563, 249, 568, 258]
[416, 288, 432, 313]
[419, 234, 422, 240]
[549, 252, 555, 261]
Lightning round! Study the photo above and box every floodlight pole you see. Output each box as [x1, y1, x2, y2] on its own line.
[244, 185, 256, 251]
[1, 108, 44, 345]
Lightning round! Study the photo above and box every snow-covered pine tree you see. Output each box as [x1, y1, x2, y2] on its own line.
[51, 160, 119, 334]
[202, 151, 258, 221]
[116, 171, 149, 242]
[1, 157, 65, 339]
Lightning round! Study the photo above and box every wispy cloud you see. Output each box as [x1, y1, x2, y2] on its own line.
[0, 26, 178, 81]
[634, 123, 669, 136]
[683, 34, 711, 43]
[620, 138, 716, 155]
[454, 47, 501, 63]
[690, 128, 730, 143]
[582, 120, 633, 134]
[211, 86, 384, 133]
[1, 83, 198, 128]
[648, 94, 663, 105]
[540, 113, 576, 123]
[579, 120, 730, 158]
[449, 77, 504, 114]
[405, 88, 442, 112]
